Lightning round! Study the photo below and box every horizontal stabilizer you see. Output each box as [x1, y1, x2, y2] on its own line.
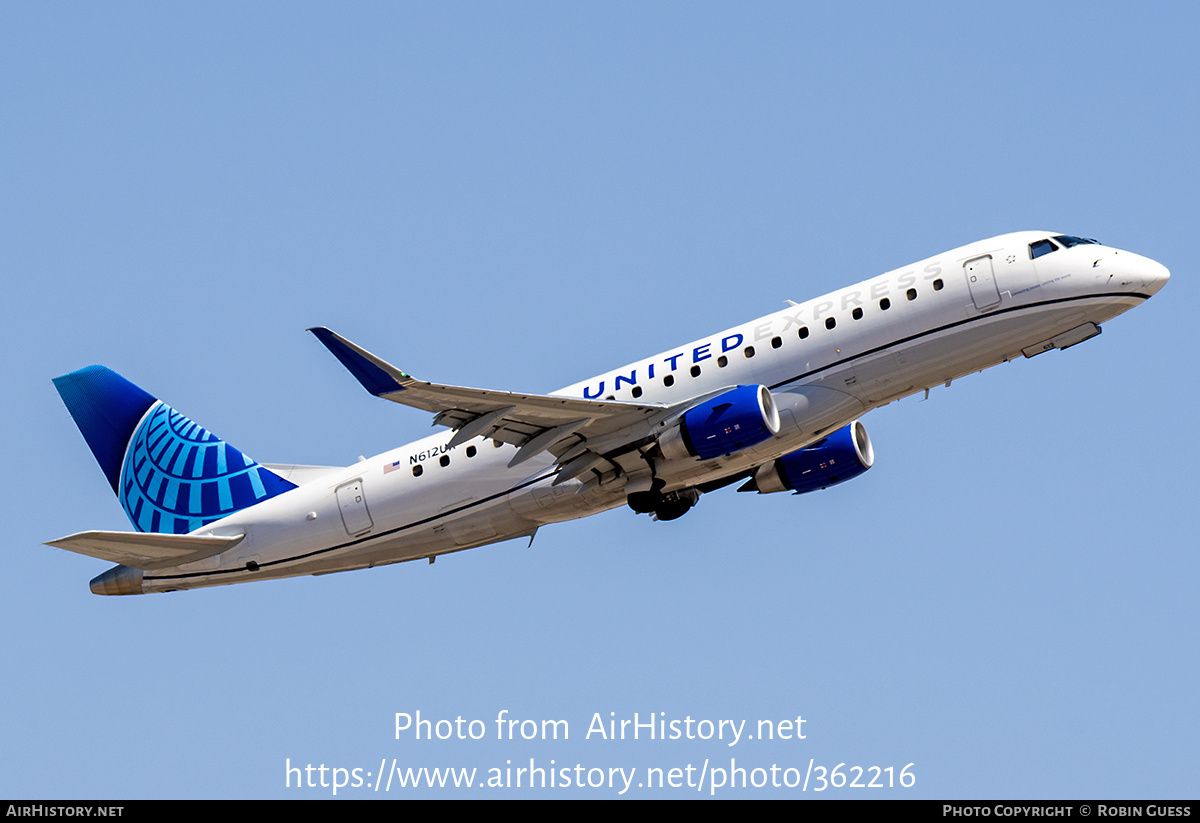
[46, 530, 244, 569]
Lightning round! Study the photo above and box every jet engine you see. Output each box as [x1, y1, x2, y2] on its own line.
[658, 385, 781, 461]
[742, 420, 874, 494]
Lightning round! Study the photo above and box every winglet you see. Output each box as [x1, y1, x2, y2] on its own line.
[308, 327, 410, 396]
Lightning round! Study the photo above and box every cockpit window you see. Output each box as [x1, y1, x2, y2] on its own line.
[1029, 238, 1059, 259]
[1052, 235, 1101, 248]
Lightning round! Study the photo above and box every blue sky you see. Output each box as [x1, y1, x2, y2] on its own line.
[3, 2, 1197, 798]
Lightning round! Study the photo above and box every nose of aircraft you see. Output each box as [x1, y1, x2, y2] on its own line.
[1141, 257, 1170, 296]
[1107, 248, 1170, 297]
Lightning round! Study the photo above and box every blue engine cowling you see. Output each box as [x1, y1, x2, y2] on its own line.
[749, 420, 874, 494]
[659, 385, 781, 461]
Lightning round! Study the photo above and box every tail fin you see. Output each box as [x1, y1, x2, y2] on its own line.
[53, 366, 297, 534]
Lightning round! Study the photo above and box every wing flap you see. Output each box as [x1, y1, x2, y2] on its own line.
[46, 530, 244, 569]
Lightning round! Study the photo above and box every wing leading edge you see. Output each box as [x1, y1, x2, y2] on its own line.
[308, 327, 674, 483]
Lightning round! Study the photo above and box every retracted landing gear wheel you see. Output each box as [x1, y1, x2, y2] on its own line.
[626, 488, 700, 521]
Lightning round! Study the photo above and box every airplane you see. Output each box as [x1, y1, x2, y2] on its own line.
[47, 231, 1169, 595]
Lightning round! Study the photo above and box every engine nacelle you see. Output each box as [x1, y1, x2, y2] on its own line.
[750, 420, 874, 494]
[659, 385, 781, 461]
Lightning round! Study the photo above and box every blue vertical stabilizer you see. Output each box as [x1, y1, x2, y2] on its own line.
[53, 366, 297, 534]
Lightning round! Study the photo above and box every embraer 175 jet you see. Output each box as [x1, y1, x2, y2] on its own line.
[49, 232, 1168, 595]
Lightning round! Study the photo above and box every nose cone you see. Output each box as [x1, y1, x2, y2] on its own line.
[1141, 258, 1170, 296]
[1106, 248, 1170, 297]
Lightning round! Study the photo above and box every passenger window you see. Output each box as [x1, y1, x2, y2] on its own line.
[852, 307, 863, 320]
[798, 327, 809, 339]
[717, 355, 728, 368]
[466, 446, 477, 458]
[439, 455, 450, 467]
[631, 386, 643, 398]
[744, 346, 755, 358]
[412, 464, 423, 477]
[690, 365, 701, 377]
[825, 317, 836, 330]
[906, 288, 917, 301]
[664, 374, 675, 387]
[880, 298, 891, 310]
[933, 278, 944, 291]
[771, 336, 782, 349]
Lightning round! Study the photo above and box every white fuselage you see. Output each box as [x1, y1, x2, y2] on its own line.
[140, 232, 1168, 593]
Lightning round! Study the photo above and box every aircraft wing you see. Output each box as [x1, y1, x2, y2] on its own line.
[46, 530, 245, 569]
[309, 328, 672, 479]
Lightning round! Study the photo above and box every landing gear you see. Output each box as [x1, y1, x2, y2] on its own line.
[626, 488, 700, 521]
